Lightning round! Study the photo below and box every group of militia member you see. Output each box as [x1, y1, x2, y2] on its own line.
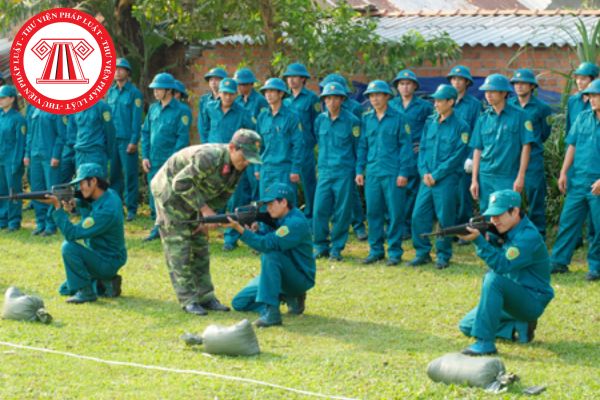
[150, 130, 262, 316]
[141, 72, 191, 241]
[198, 67, 228, 143]
[106, 57, 144, 221]
[227, 182, 316, 327]
[0, 85, 26, 231]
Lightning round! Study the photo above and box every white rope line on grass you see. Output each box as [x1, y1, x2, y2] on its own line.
[0, 341, 358, 400]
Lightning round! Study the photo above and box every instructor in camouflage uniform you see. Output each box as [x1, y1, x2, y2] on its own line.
[150, 129, 263, 316]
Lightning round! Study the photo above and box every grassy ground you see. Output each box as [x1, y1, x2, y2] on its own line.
[0, 209, 598, 399]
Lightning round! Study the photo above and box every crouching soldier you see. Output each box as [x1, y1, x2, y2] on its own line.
[226, 183, 316, 327]
[43, 163, 127, 303]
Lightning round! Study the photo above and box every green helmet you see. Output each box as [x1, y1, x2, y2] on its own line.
[392, 69, 420, 89]
[431, 84, 458, 101]
[204, 67, 228, 81]
[510, 68, 538, 87]
[149, 72, 176, 89]
[219, 78, 238, 94]
[364, 80, 393, 96]
[233, 68, 257, 84]
[174, 80, 188, 98]
[319, 73, 351, 93]
[574, 62, 599, 78]
[0, 85, 17, 98]
[282, 63, 310, 79]
[479, 74, 512, 92]
[231, 129, 262, 164]
[260, 78, 289, 95]
[116, 58, 131, 71]
[320, 82, 347, 99]
[582, 79, 600, 95]
[446, 65, 474, 85]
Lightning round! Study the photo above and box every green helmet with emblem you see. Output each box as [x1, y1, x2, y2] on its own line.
[574, 62, 599, 78]
[320, 81, 347, 99]
[260, 78, 290, 96]
[204, 67, 228, 81]
[510, 68, 538, 87]
[320, 73, 351, 94]
[431, 84, 458, 101]
[392, 69, 420, 89]
[479, 74, 513, 92]
[282, 63, 311, 79]
[149, 72, 177, 89]
[219, 78, 238, 94]
[231, 129, 262, 164]
[363, 80, 393, 96]
[233, 68, 257, 84]
[446, 65, 474, 85]
[116, 58, 131, 71]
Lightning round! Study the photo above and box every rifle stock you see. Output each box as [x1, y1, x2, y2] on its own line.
[174, 203, 277, 229]
[0, 184, 82, 202]
[420, 216, 494, 238]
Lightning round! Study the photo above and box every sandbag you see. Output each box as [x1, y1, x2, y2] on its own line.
[427, 352, 505, 388]
[201, 319, 260, 356]
[2, 286, 52, 324]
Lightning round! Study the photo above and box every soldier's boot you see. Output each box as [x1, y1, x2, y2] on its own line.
[98, 275, 122, 298]
[461, 340, 497, 356]
[254, 304, 282, 327]
[286, 293, 306, 315]
[58, 280, 76, 296]
[66, 286, 97, 304]
[201, 298, 230, 312]
[143, 225, 160, 242]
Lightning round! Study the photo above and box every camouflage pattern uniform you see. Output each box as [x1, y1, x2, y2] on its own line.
[150, 130, 262, 306]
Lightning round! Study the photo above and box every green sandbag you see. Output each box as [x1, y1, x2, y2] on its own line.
[427, 352, 505, 388]
[2, 287, 53, 324]
[201, 319, 260, 356]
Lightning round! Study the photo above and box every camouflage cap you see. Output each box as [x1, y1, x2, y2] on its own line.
[69, 163, 105, 185]
[231, 129, 262, 164]
[261, 182, 295, 205]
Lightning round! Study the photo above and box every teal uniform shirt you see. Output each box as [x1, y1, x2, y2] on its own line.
[202, 100, 255, 144]
[454, 94, 482, 131]
[198, 92, 219, 143]
[470, 103, 536, 178]
[283, 87, 320, 150]
[566, 92, 590, 134]
[343, 98, 364, 119]
[72, 101, 115, 155]
[141, 98, 190, 167]
[26, 108, 66, 160]
[0, 108, 26, 169]
[566, 109, 600, 182]
[235, 89, 269, 119]
[315, 109, 360, 177]
[53, 188, 127, 265]
[106, 81, 143, 144]
[357, 106, 413, 178]
[418, 112, 470, 181]
[390, 96, 434, 145]
[256, 104, 304, 174]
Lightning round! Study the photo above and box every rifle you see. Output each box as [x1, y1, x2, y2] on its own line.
[174, 202, 277, 229]
[420, 216, 498, 238]
[0, 183, 82, 202]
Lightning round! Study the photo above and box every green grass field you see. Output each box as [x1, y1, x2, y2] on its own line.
[0, 210, 598, 399]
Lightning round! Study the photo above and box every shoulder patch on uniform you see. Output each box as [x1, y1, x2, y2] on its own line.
[314, 103, 321, 112]
[252, 116, 257, 124]
[62, 116, 68, 125]
[352, 126, 360, 138]
[275, 226, 289, 237]
[298, 122, 303, 132]
[135, 98, 142, 108]
[21, 125, 26, 135]
[461, 132, 469, 144]
[82, 217, 95, 229]
[182, 115, 189, 126]
[524, 120, 533, 131]
[505, 246, 520, 261]
[102, 111, 111, 122]
[545, 115, 552, 126]
[405, 123, 411, 135]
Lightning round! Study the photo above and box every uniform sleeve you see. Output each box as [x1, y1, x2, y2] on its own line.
[289, 114, 305, 175]
[141, 111, 151, 159]
[540, 104, 553, 143]
[431, 120, 470, 182]
[53, 208, 117, 242]
[520, 114, 536, 145]
[130, 90, 144, 144]
[565, 96, 574, 134]
[351, 117, 360, 161]
[240, 219, 307, 253]
[473, 231, 543, 274]
[13, 117, 27, 170]
[469, 116, 483, 150]
[199, 97, 210, 144]
[565, 114, 581, 146]
[417, 120, 431, 176]
[309, 95, 321, 145]
[175, 109, 190, 151]
[356, 117, 367, 175]
[52, 115, 66, 160]
[397, 115, 413, 177]
[102, 103, 116, 160]
[418, 102, 434, 142]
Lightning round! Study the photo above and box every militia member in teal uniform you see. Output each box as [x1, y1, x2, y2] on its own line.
[409, 85, 470, 269]
[470, 74, 535, 213]
[201, 77, 255, 250]
[0, 86, 26, 232]
[60, 115, 77, 184]
[44, 163, 127, 304]
[509, 69, 553, 238]
[312, 82, 361, 261]
[227, 183, 316, 327]
[70, 100, 116, 176]
[457, 190, 554, 355]
[550, 79, 600, 281]
[356, 80, 413, 265]
[283, 63, 320, 219]
[319, 73, 367, 241]
[390, 69, 434, 239]
[255, 78, 304, 200]
[150, 130, 262, 316]
[447, 65, 483, 226]
[198, 67, 227, 143]
[107, 57, 143, 221]
[141, 72, 191, 241]
[25, 107, 67, 236]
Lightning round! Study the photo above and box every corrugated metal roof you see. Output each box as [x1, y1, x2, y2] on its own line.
[375, 13, 598, 47]
[207, 11, 600, 48]
[0, 39, 10, 79]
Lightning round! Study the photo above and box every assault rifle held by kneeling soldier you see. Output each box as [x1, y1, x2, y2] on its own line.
[421, 216, 500, 238]
[174, 202, 277, 229]
[0, 183, 83, 203]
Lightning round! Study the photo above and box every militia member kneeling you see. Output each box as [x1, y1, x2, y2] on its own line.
[457, 190, 554, 355]
[43, 163, 127, 303]
[226, 183, 316, 327]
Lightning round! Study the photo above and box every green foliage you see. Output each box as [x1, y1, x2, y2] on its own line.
[0, 214, 598, 398]
[543, 113, 567, 234]
[568, 17, 600, 63]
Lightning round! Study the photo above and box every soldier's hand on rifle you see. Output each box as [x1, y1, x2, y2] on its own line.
[126, 143, 138, 154]
[142, 159, 151, 173]
[290, 173, 300, 183]
[37, 194, 60, 209]
[62, 199, 76, 213]
[224, 216, 244, 234]
[50, 158, 60, 167]
[457, 226, 480, 242]
[355, 174, 364, 186]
